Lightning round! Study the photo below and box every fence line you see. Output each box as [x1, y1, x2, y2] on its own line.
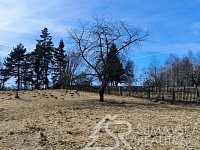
[105, 86, 200, 103]
[66, 85, 200, 103]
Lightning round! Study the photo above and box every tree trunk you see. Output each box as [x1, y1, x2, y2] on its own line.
[17, 67, 20, 91]
[45, 73, 49, 89]
[36, 79, 40, 90]
[2, 82, 4, 90]
[99, 87, 105, 102]
[17, 78, 20, 91]
[45, 66, 49, 89]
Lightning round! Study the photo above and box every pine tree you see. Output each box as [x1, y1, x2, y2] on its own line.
[4, 43, 26, 90]
[105, 43, 123, 86]
[52, 39, 68, 88]
[21, 53, 34, 89]
[0, 58, 10, 90]
[35, 27, 54, 89]
[32, 45, 43, 90]
[0, 68, 10, 90]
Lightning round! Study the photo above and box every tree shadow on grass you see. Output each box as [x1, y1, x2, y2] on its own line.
[101, 99, 161, 108]
[74, 98, 200, 112]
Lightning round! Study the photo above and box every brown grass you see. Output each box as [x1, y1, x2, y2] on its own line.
[0, 90, 199, 150]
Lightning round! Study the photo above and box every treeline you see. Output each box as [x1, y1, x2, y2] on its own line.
[0, 27, 134, 91]
[0, 17, 150, 102]
[143, 52, 200, 88]
[0, 28, 69, 90]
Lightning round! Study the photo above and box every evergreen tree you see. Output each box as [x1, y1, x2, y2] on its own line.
[4, 43, 26, 90]
[105, 43, 123, 86]
[0, 58, 10, 90]
[35, 27, 54, 89]
[105, 44, 135, 86]
[0, 68, 10, 90]
[52, 39, 68, 88]
[32, 45, 43, 90]
[21, 52, 34, 89]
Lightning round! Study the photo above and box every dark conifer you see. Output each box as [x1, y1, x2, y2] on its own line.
[4, 43, 26, 90]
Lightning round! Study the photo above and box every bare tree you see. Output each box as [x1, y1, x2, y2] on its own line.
[157, 51, 199, 88]
[179, 52, 199, 87]
[143, 56, 162, 87]
[65, 50, 81, 86]
[164, 54, 181, 86]
[122, 60, 135, 86]
[56, 50, 81, 88]
[69, 17, 149, 102]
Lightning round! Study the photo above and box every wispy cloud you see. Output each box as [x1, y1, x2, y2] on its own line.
[0, 41, 14, 47]
[0, 0, 200, 68]
[0, 0, 102, 51]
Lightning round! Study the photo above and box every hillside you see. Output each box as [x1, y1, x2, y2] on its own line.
[0, 90, 199, 149]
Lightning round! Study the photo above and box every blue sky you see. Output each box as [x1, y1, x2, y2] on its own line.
[1, 0, 200, 74]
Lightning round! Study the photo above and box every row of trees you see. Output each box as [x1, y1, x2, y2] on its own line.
[4, 18, 199, 101]
[0, 18, 144, 101]
[0, 28, 82, 91]
[143, 52, 200, 88]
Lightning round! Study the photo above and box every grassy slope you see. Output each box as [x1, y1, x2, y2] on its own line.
[0, 90, 199, 150]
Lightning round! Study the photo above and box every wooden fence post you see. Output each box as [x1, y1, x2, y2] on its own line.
[183, 86, 186, 101]
[181, 89, 183, 101]
[148, 88, 151, 99]
[187, 89, 190, 102]
[172, 88, 175, 102]
[119, 87, 122, 96]
[177, 88, 179, 101]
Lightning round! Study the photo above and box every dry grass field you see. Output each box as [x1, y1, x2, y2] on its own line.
[0, 90, 199, 150]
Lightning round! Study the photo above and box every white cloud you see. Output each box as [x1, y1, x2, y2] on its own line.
[0, 0, 199, 60]
[0, 0, 102, 51]
[0, 41, 14, 47]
